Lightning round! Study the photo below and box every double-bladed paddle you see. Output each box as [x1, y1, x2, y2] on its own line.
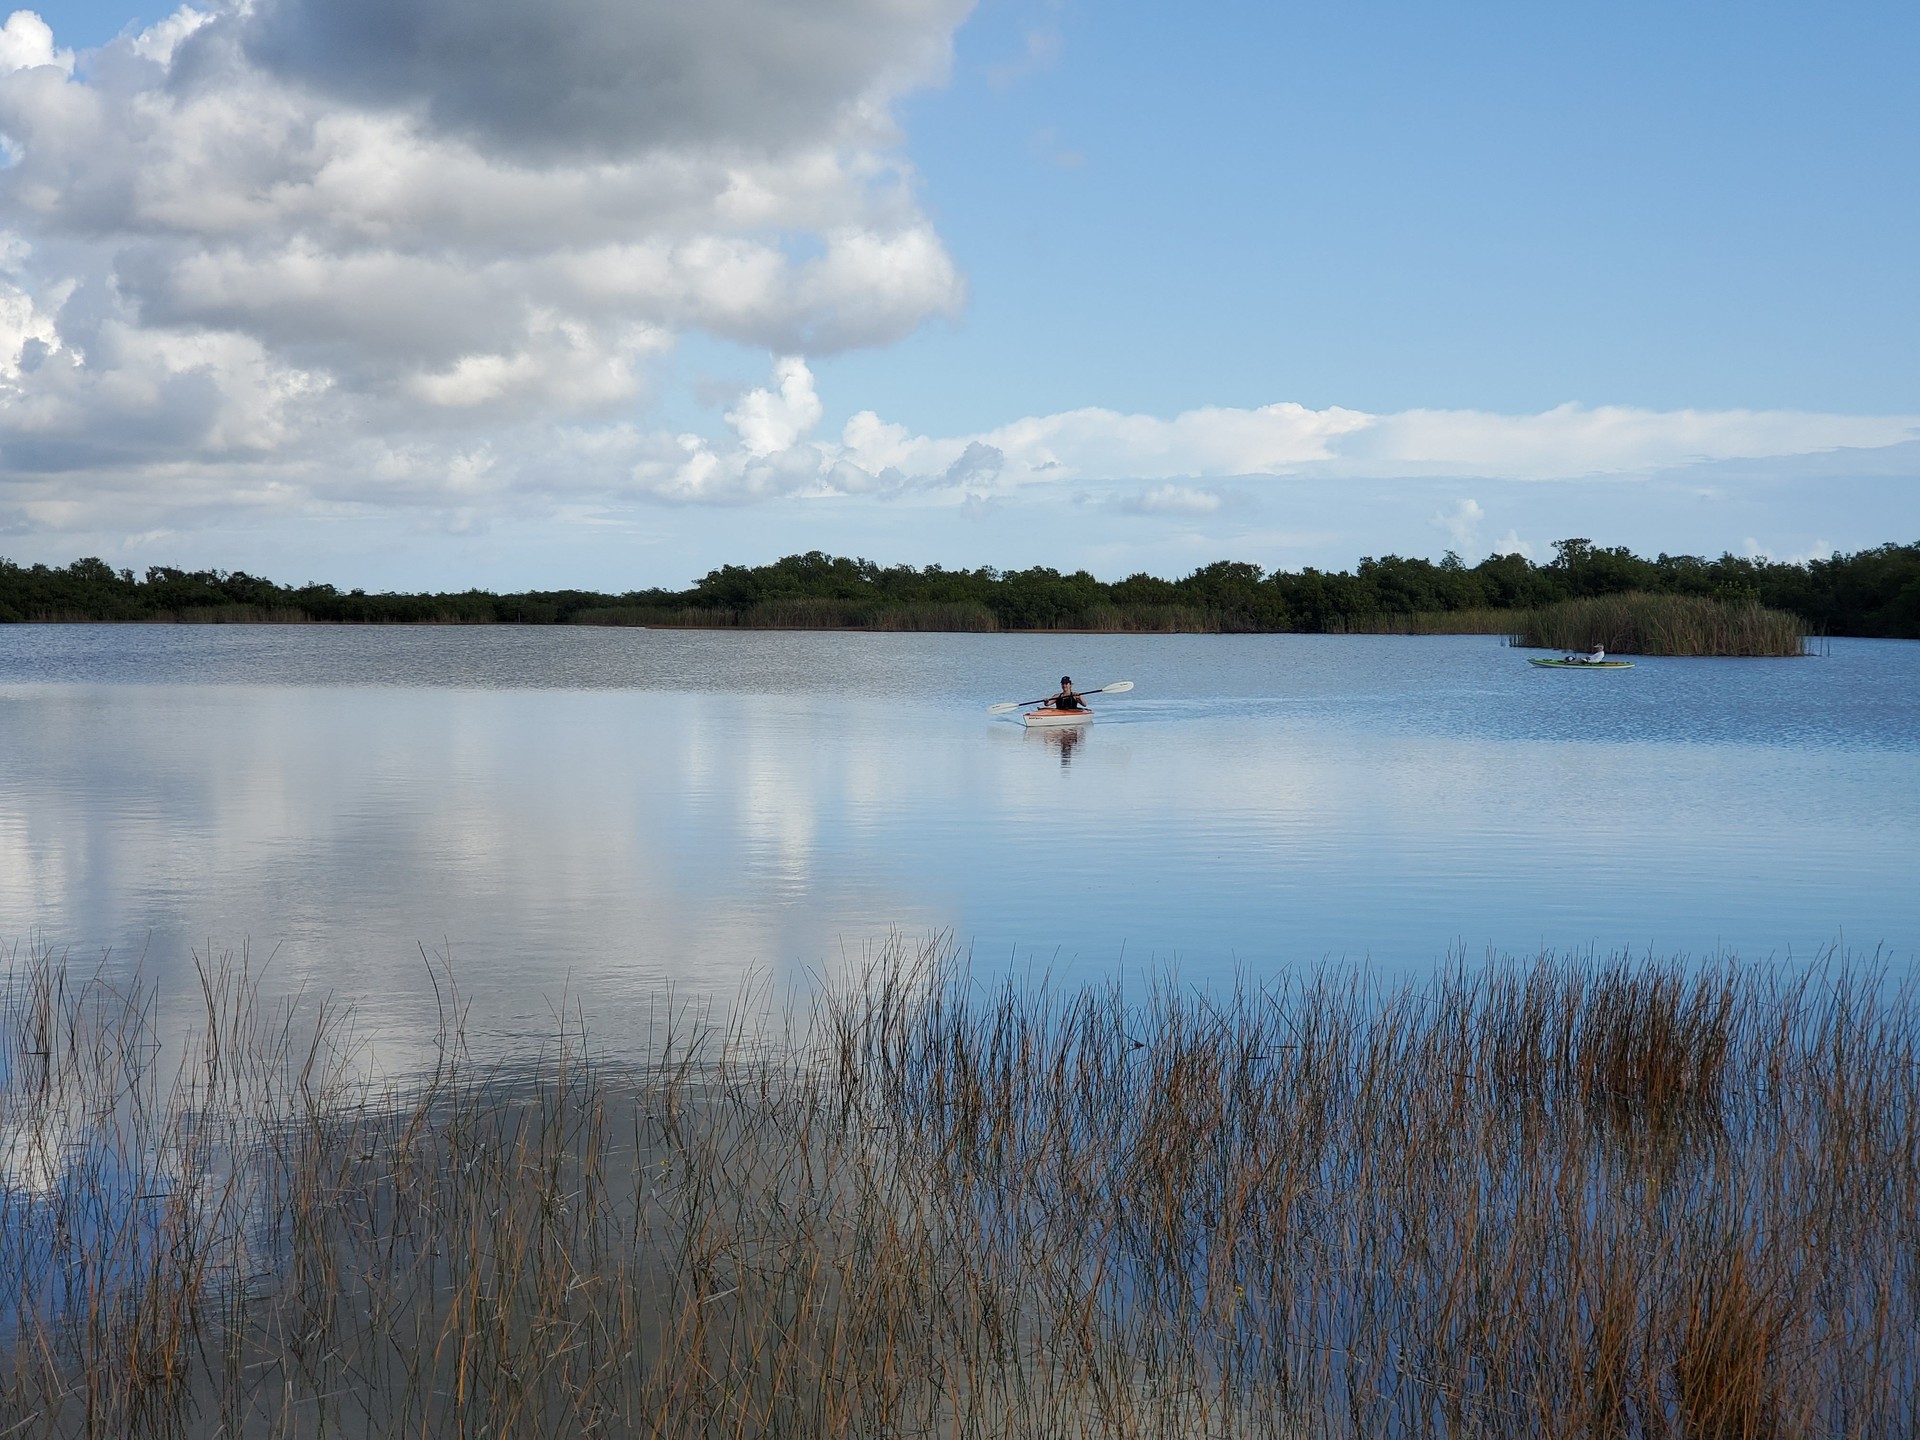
[987, 680, 1133, 714]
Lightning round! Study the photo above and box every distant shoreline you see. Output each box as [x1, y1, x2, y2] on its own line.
[0, 613, 1512, 635]
[2, 610, 1875, 657]
[5, 541, 1917, 639]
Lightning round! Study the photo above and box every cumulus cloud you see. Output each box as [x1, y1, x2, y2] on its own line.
[630, 357, 841, 504]
[1430, 498, 1483, 549]
[614, 369, 1920, 507]
[2, 5, 1917, 549]
[0, 9, 67, 74]
[726, 357, 824, 459]
[942, 440, 1004, 488]
[0, 1, 967, 529]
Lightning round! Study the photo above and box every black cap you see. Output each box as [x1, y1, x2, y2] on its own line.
[1060, 676, 1072, 684]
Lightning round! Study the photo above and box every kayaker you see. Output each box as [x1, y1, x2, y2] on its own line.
[1587, 645, 1606, 664]
[1049, 676, 1086, 710]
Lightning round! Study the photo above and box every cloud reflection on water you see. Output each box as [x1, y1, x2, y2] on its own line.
[2, 632, 1916, 1067]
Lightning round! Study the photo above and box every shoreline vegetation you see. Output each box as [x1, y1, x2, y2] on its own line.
[2, 940, 1915, 1437]
[3, 538, 1917, 641]
[1511, 593, 1811, 658]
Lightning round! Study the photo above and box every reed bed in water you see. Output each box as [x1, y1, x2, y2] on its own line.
[1, 942, 1914, 1438]
[1510, 593, 1809, 657]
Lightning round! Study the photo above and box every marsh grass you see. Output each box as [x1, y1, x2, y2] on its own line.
[2, 941, 1914, 1437]
[1511, 594, 1809, 657]
[1072, 603, 1217, 633]
[1325, 609, 1516, 635]
[566, 598, 1005, 631]
[579, 600, 1218, 631]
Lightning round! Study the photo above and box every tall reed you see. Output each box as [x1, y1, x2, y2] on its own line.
[1511, 593, 1809, 656]
[1326, 608, 1515, 635]
[1071, 604, 1216, 633]
[569, 599, 1003, 631]
[2, 941, 1913, 1437]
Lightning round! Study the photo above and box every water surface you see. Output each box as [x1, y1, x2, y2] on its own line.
[2, 626, 1914, 1061]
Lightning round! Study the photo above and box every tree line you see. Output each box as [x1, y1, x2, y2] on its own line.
[2, 540, 1916, 637]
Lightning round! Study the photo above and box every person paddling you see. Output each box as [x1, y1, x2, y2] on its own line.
[1048, 676, 1086, 710]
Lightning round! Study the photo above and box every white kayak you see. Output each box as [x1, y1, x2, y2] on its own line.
[1022, 706, 1093, 728]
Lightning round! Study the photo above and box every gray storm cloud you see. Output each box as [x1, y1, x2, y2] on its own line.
[235, 0, 966, 160]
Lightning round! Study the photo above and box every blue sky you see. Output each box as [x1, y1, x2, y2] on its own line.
[2, 0, 1916, 588]
[837, 0, 1920, 421]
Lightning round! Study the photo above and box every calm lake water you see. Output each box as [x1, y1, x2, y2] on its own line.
[2, 626, 1916, 1061]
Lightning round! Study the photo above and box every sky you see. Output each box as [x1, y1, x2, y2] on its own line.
[1, 0, 1916, 590]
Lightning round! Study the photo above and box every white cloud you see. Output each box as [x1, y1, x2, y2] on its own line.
[1350, 404, 1917, 479]
[1430, 498, 1483, 550]
[631, 358, 837, 504]
[1, 6, 1915, 549]
[0, 1, 968, 525]
[726, 356, 824, 458]
[617, 369, 1920, 507]
[0, 10, 70, 75]
[1123, 484, 1223, 516]
[1745, 536, 1835, 566]
[127, 6, 210, 64]
[0, 267, 61, 381]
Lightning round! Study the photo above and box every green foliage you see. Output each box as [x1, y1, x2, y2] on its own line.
[3, 541, 1917, 636]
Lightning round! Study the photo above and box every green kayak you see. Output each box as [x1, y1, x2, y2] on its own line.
[1529, 658, 1634, 669]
